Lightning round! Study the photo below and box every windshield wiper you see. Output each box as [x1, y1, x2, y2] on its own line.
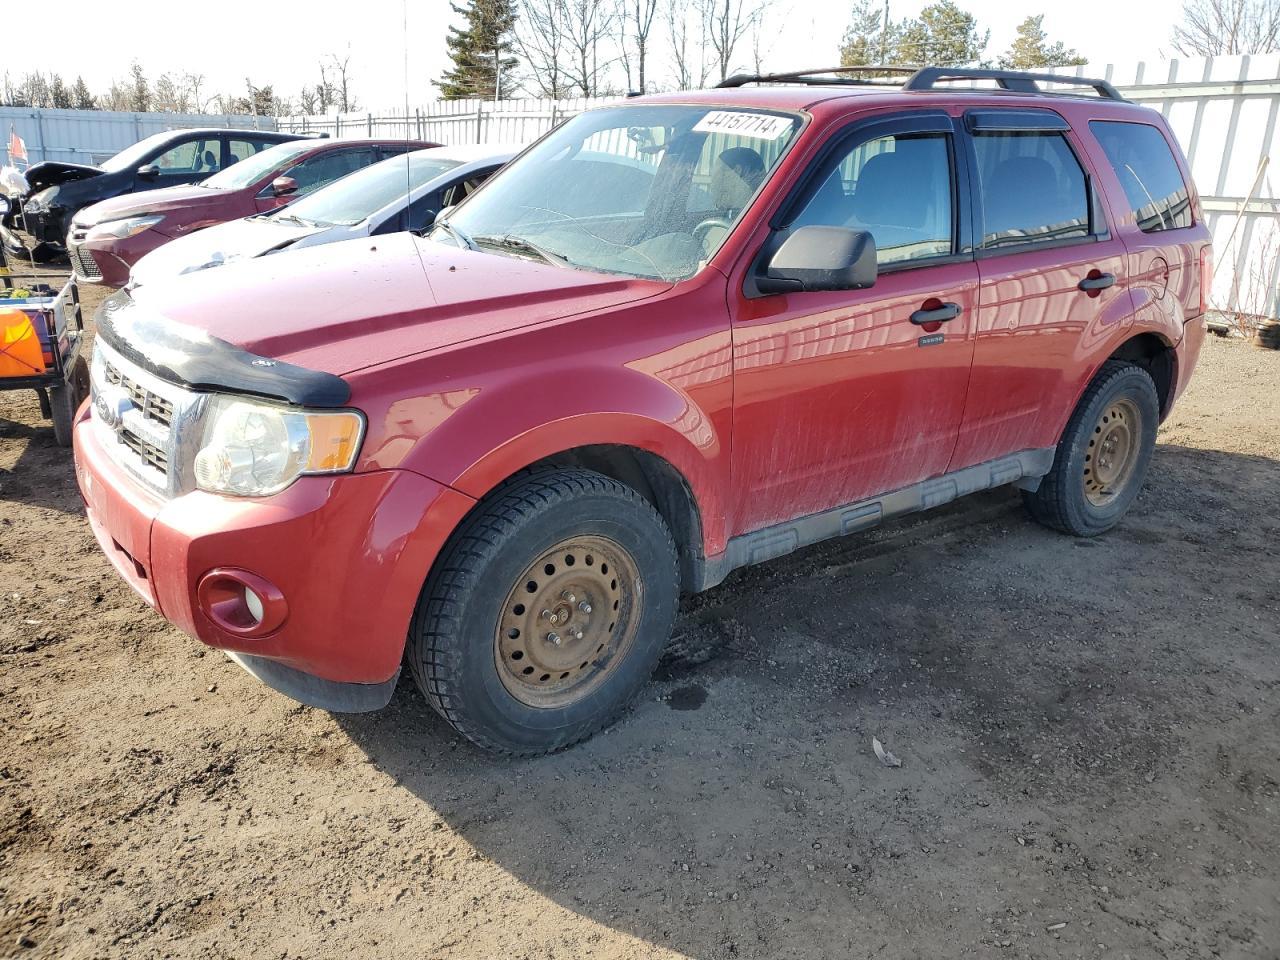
[434, 217, 477, 251]
[473, 234, 570, 268]
[273, 213, 315, 228]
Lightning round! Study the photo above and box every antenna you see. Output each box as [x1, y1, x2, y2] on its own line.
[402, 0, 413, 231]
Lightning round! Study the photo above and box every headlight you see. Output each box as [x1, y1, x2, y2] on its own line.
[24, 187, 55, 213]
[193, 396, 365, 497]
[85, 214, 164, 241]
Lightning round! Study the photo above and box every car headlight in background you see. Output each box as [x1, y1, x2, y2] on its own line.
[85, 214, 164, 242]
[193, 396, 365, 497]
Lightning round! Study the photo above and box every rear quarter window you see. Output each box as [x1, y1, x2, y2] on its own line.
[1089, 120, 1192, 233]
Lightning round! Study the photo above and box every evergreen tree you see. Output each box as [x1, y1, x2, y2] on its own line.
[439, 0, 519, 100]
[72, 76, 95, 110]
[128, 61, 150, 112]
[893, 0, 988, 65]
[999, 15, 1087, 68]
[49, 74, 72, 109]
[840, 0, 899, 66]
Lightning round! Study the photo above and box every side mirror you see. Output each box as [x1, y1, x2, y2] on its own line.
[436, 204, 456, 223]
[415, 209, 439, 234]
[136, 163, 160, 180]
[757, 225, 877, 294]
[271, 176, 299, 198]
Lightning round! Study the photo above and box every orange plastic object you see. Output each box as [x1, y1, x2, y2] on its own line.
[0, 307, 46, 377]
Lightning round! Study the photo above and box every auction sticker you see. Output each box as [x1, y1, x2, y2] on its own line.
[693, 111, 792, 140]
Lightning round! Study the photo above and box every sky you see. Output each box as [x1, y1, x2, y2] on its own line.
[6, 0, 1186, 111]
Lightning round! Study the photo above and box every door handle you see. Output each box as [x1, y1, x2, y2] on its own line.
[1078, 272, 1116, 291]
[910, 302, 962, 325]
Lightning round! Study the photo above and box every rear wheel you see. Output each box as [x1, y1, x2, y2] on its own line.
[1023, 360, 1160, 537]
[408, 469, 679, 756]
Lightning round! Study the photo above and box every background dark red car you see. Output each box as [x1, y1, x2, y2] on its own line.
[68, 137, 436, 286]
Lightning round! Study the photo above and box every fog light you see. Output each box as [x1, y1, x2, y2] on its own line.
[244, 587, 264, 623]
[196, 568, 287, 638]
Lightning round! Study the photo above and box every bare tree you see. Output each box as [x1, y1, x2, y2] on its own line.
[665, 0, 713, 89]
[1173, 0, 1280, 54]
[185, 73, 209, 113]
[153, 74, 193, 113]
[326, 51, 359, 112]
[697, 0, 764, 83]
[518, 0, 571, 97]
[562, 0, 615, 96]
[617, 0, 659, 93]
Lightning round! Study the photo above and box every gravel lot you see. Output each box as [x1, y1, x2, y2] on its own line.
[1, 269, 1278, 959]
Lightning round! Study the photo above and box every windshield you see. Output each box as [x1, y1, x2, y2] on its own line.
[100, 132, 175, 173]
[200, 141, 311, 190]
[275, 152, 461, 227]
[429, 105, 800, 281]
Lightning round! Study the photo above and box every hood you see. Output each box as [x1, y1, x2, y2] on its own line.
[75, 184, 229, 226]
[25, 161, 103, 191]
[128, 232, 669, 376]
[130, 216, 323, 287]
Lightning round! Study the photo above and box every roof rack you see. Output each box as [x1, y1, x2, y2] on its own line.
[716, 65, 918, 88]
[716, 65, 1125, 102]
[903, 67, 1123, 101]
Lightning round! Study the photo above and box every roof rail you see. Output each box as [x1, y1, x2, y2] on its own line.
[716, 65, 919, 89]
[715, 64, 1125, 102]
[903, 66, 1124, 101]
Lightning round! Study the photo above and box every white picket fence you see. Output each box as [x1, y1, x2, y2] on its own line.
[276, 97, 619, 148]
[1048, 55, 1280, 322]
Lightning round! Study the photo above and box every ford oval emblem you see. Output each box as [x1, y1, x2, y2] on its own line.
[94, 386, 130, 430]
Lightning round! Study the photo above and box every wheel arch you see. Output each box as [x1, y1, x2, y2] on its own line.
[1105, 330, 1177, 418]
[454, 435, 712, 595]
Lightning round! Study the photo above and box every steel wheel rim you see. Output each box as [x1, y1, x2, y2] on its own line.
[1083, 397, 1142, 507]
[495, 534, 642, 709]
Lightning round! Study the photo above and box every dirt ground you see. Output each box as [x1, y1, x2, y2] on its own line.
[1, 264, 1277, 960]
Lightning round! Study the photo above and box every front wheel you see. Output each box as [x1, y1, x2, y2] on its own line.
[408, 469, 680, 756]
[1023, 360, 1160, 537]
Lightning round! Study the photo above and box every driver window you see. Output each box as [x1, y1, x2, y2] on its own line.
[789, 132, 954, 265]
[153, 137, 221, 175]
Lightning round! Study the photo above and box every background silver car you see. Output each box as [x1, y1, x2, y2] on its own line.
[128, 144, 519, 287]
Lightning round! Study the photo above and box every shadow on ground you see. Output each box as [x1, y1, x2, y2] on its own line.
[335, 443, 1280, 958]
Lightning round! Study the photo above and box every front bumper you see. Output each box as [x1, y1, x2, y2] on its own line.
[73, 405, 476, 708]
[24, 206, 68, 247]
[70, 228, 169, 287]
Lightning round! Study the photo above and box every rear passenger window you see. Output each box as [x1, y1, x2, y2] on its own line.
[973, 132, 1089, 248]
[788, 133, 954, 266]
[1089, 121, 1192, 232]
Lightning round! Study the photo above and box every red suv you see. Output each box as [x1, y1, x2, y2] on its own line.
[73, 68, 1210, 755]
[67, 138, 435, 286]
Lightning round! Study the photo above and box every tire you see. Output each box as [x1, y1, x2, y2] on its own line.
[408, 469, 680, 756]
[48, 357, 89, 448]
[1023, 360, 1160, 537]
[29, 241, 61, 264]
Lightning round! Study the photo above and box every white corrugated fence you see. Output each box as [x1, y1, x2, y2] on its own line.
[0, 106, 277, 167]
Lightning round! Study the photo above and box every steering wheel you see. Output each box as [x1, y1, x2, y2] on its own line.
[692, 217, 735, 248]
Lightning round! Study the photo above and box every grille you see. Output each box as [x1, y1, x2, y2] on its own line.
[119, 428, 169, 472]
[90, 340, 200, 498]
[69, 244, 101, 281]
[102, 358, 173, 427]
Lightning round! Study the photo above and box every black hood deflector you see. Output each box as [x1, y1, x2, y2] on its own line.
[95, 290, 350, 407]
